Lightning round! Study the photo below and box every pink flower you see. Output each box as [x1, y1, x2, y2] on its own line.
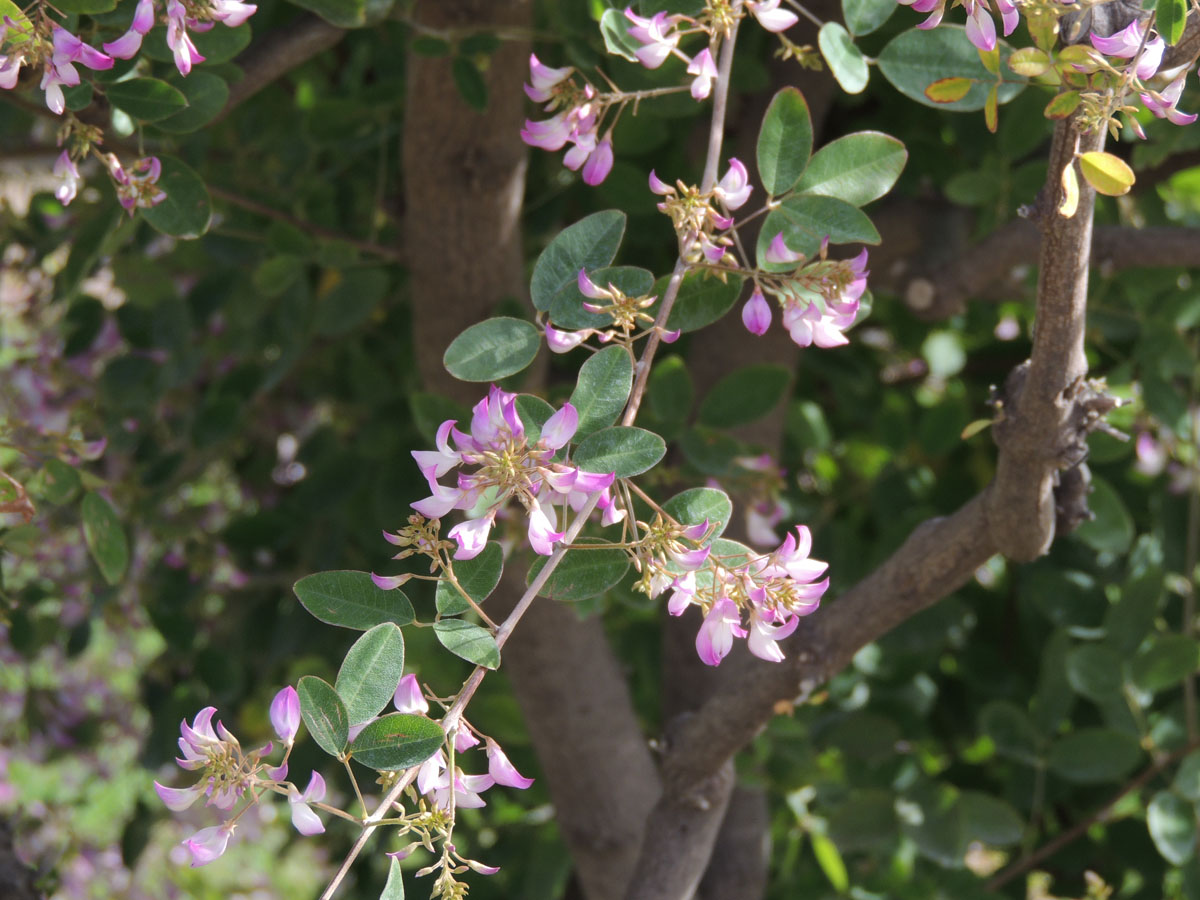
[624, 7, 682, 69]
[715, 158, 753, 210]
[687, 48, 718, 99]
[103, 0, 156, 59]
[393, 674, 429, 715]
[288, 771, 326, 836]
[183, 822, 236, 867]
[270, 686, 300, 745]
[696, 598, 748, 666]
[964, 1, 996, 51]
[106, 154, 167, 214]
[1091, 20, 1164, 80]
[154, 780, 205, 811]
[745, 0, 799, 32]
[1140, 72, 1197, 125]
[210, 0, 257, 27]
[742, 287, 772, 335]
[764, 232, 805, 265]
[166, 0, 205, 75]
[53, 151, 80, 206]
[525, 53, 573, 102]
[486, 739, 535, 789]
[582, 137, 614, 185]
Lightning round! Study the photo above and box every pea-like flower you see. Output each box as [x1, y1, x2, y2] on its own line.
[1140, 72, 1197, 126]
[1091, 19, 1164, 81]
[288, 771, 326, 836]
[410, 386, 615, 560]
[745, 0, 799, 32]
[53, 151, 80, 206]
[269, 685, 300, 746]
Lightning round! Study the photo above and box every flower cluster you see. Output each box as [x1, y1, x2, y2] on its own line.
[896, 0, 1017, 52]
[104, 153, 167, 214]
[0, 22, 114, 115]
[406, 385, 616, 561]
[743, 234, 869, 348]
[521, 55, 614, 185]
[153, 687, 323, 867]
[1089, 20, 1196, 128]
[649, 159, 752, 264]
[544, 269, 679, 352]
[105, 0, 257, 75]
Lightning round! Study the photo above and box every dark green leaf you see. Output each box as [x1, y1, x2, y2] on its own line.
[335, 623, 406, 725]
[979, 701, 1041, 765]
[570, 346, 633, 439]
[1073, 477, 1134, 555]
[154, 73, 230, 134]
[38, 459, 81, 505]
[433, 619, 500, 669]
[294, 570, 415, 630]
[349, 713, 444, 771]
[648, 355, 694, 433]
[1148, 790, 1196, 865]
[662, 487, 732, 542]
[600, 7, 641, 61]
[1065, 643, 1124, 700]
[819, 23, 869, 94]
[795, 132, 907, 207]
[527, 538, 630, 601]
[574, 426, 666, 478]
[452, 57, 488, 111]
[698, 364, 791, 428]
[878, 26, 1025, 112]
[1047, 728, 1142, 783]
[1104, 563, 1163, 656]
[757, 87, 813, 195]
[81, 492, 129, 586]
[314, 268, 390, 336]
[515, 394, 555, 442]
[142, 156, 212, 239]
[443, 317, 541, 382]
[298, 675, 349, 757]
[1131, 635, 1200, 694]
[437, 543, 503, 615]
[660, 272, 745, 333]
[843, 0, 895, 35]
[959, 791, 1024, 846]
[531, 211, 625, 312]
[105, 78, 187, 122]
[1172, 750, 1200, 800]
[283, 0, 392, 28]
[757, 195, 881, 270]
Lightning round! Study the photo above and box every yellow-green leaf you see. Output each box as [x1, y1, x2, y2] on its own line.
[1078, 151, 1135, 196]
[984, 84, 999, 133]
[1007, 47, 1051, 77]
[960, 418, 993, 439]
[1059, 161, 1079, 218]
[978, 45, 1000, 75]
[1044, 91, 1081, 119]
[925, 77, 973, 103]
[1058, 45, 1100, 72]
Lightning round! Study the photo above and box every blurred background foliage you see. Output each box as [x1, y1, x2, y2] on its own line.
[1, 0, 1199, 897]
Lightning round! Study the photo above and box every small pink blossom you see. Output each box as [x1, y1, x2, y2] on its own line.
[715, 158, 753, 210]
[288, 771, 326, 836]
[53, 151, 80, 206]
[687, 48, 718, 100]
[742, 287, 772, 335]
[1091, 20, 1164, 80]
[486, 739, 535, 789]
[525, 53, 573, 102]
[270, 686, 300, 745]
[393, 674, 429, 714]
[745, 0, 799, 32]
[764, 232, 805, 265]
[696, 597, 748, 666]
[183, 822, 235, 867]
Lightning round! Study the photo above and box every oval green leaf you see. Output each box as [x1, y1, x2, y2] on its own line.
[600, 7, 641, 61]
[298, 675, 349, 758]
[662, 487, 733, 543]
[105, 78, 188, 122]
[81, 492, 129, 586]
[979, 701, 1042, 765]
[443, 317, 540, 382]
[1073, 477, 1134, 554]
[573, 426, 666, 478]
[436, 542, 504, 616]
[1172, 750, 1200, 800]
[531, 210, 626, 312]
[843, 0, 895, 35]
[433, 619, 500, 669]
[819, 23, 869, 94]
[335, 623, 406, 725]
[349, 713, 444, 771]
[294, 570, 415, 630]
[1065, 643, 1124, 700]
[1148, 790, 1196, 865]
[660, 272, 746, 334]
[757, 87, 813, 196]
[142, 156, 212, 239]
[1078, 151, 1135, 197]
[1046, 728, 1142, 783]
[698, 364, 791, 428]
[795, 132, 907, 207]
[878, 26, 1025, 112]
[757, 195, 881, 270]
[959, 791, 1025, 846]
[569, 345, 634, 440]
[527, 538, 630, 601]
[154, 72, 229, 134]
[1131, 635, 1200, 694]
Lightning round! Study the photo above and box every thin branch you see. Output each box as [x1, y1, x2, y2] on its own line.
[985, 739, 1200, 891]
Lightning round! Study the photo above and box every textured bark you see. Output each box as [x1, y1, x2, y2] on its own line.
[0, 819, 41, 900]
[404, 0, 535, 406]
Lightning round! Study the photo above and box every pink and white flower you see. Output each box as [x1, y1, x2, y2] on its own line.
[288, 771, 326, 836]
[687, 48, 719, 99]
[745, 0, 799, 32]
[1091, 19, 1164, 81]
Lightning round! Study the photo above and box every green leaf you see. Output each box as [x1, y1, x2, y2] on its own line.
[1173, 751, 1200, 800]
[381, 855, 406, 899]
[105, 78, 188, 122]
[515, 394, 555, 442]
[38, 459, 81, 505]
[1073, 478, 1134, 554]
[648, 355, 694, 433]
[1065, 643, 1124, 700]
[1159, 0, 1188, 45]
[757, 195, 881, 270]
[81, 492, 129, 586]
[63, 82, 94, 112]
[757, 87, 813, 196]
[574, 426, 666, 478]
[551, 266, 654, 331]
[878, 26, 1025, 112]
[600, 7, 641, 61]
[1131, 635, 1200, 694]
[662, 487, 733, 542]
[142, 157, 212, 239]
[843, 0, 895, 35]
[979, 701, 1041, 765]
[154, 73, 229, 134]
[283, 0, 393, 28]
[959, 792, 1024, 846]
[411, 36, 450, 56]
[452, 57, 488, 111]
[298, 675, 350, 757]
[1047, 728, 1142, 783]
[794, 132, 907, 207]
[698, 364, 791, 428]
[433, 619, 500, 669]
[1104, 564, 1163, 656]
[810, 832, 849, 892]
[570, 346, 633, 439]
[349, 713, 444, 771]
[294, 570, 415, 630]
[314, 268, 390, 337]
[335, 623, 406, 725]
[443, 317, 541, 382]
[531, 211, 625, 312]
[527, 538, 630, 601]
[436, 543, 503, 616]
[661, 272, 746, 333]
[819, 23, 869, 94]
[1148, 790, 1196, 865]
